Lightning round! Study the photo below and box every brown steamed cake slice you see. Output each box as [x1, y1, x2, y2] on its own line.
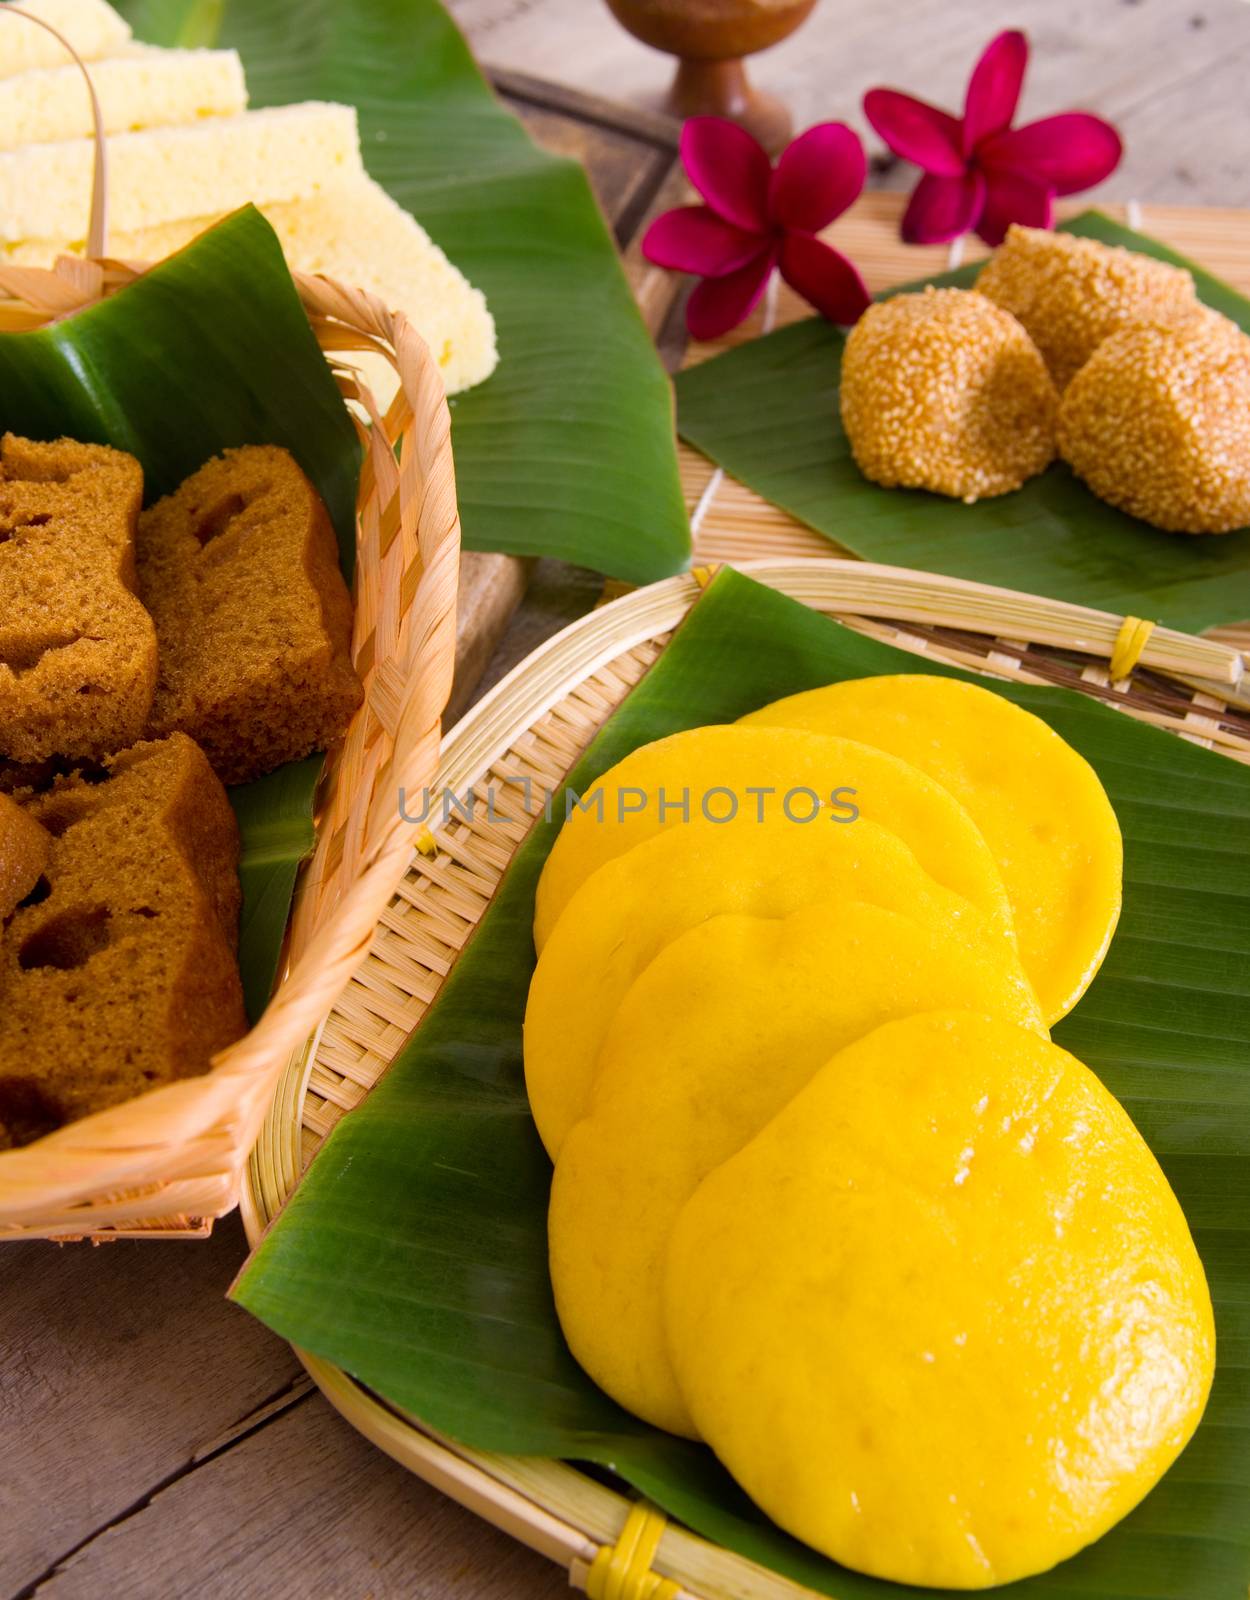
[137, 446, 363, 784]
[0, 758, 65, 796]
[0, 435, 157, 763]
[0, 733, 248, 1149]
[0, 792, 49, 922]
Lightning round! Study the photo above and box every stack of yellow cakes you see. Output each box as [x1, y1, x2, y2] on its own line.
[525, 674, 1215, 1590]
[0, 0, 496, 399]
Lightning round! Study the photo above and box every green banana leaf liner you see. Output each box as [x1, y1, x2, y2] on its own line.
[676, 215, 1250, 634]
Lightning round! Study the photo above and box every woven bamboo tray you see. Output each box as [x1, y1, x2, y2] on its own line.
[0, 254, 460, 1240]
[243, 556, 1247, 1600]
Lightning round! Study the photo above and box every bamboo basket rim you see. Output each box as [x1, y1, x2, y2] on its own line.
[0, 249, 461, 1239]
[241, 556, 1250, 1600]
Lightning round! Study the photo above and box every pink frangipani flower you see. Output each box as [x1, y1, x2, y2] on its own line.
[643, 117, 871, 341]
[864, 30, 1123, 247]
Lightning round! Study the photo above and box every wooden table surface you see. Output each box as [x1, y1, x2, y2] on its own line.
[7, 4, 1250, 1595]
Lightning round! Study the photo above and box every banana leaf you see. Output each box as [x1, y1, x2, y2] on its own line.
[0, 207, 360, 1017]
[118, 0, 691, 586]
[235, 566, 1250, 1598]
[230, 757, 319, 1019]
[675, 214, 1250, 634]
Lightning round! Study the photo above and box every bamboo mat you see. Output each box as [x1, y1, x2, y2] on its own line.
[680, 192, 1250, 652]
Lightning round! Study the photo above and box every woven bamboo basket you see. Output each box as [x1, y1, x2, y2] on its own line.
[0, 6, 462, 1241]
[243, 556, 1246, 1600]
[0, 255, 460, 1241]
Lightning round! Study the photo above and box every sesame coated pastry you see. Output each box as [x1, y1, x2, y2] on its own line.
[975, 226, 1200, 390]
[840, 287, 1058, 503]
[1058, 315, 1250, 534]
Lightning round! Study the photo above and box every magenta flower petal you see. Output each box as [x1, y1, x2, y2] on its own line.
[962, 30, 1028, 154]
[681, 117, 771, 231]
[976, 170, 1054, 246]
[779, 234, 871, 326]
[685, 248, 776, 341]
[980, 113, 1123, 195]
[643, 206, 769, 277]
[769, 122, 866, 232]
[863, 89, 965, 178]
[901, 170, 986, 244]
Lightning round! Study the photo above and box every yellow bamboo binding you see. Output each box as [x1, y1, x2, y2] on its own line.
[1110, 615, 1157, 682]
[585, 1502, 680, 1600]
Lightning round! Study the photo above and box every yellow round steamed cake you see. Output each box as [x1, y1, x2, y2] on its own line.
[548, 903, 1045, 1438]
[664, 1011, 1214, 1589]
[740, 676, 1122, 1022]
[533, 725, 1013, 951]
[525, 815, 1017, 1159]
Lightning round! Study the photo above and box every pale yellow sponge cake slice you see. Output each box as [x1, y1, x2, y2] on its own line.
[0, 0, 131, 76]
[0, 101, 362, 242]
[13, 176, 499, 397]
[254, 177, 498, 396]
[0, 46, 248, 150]
[0, 0, 497, 397]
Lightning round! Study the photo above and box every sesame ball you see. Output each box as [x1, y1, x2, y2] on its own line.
[1058, 316, 1250, 535]
[975, 226, 1199, 390]
[840, 287, 1058, 503]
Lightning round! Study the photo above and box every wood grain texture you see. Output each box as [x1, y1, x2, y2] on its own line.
[468, 557, 614, 704]
[28, 1389, 569, 1600]
[454, 0, 1250, 205]
[1, 1217, 300, 1596]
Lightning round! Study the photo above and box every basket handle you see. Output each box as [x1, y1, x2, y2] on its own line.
[3, 6, 109, 256]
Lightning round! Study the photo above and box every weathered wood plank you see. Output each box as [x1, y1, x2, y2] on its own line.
[0, 1217, 300, 1595]
[454, 0, 1250, 207]
[30, 1392, 569, 1600]
[494, 67, 679, 151]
